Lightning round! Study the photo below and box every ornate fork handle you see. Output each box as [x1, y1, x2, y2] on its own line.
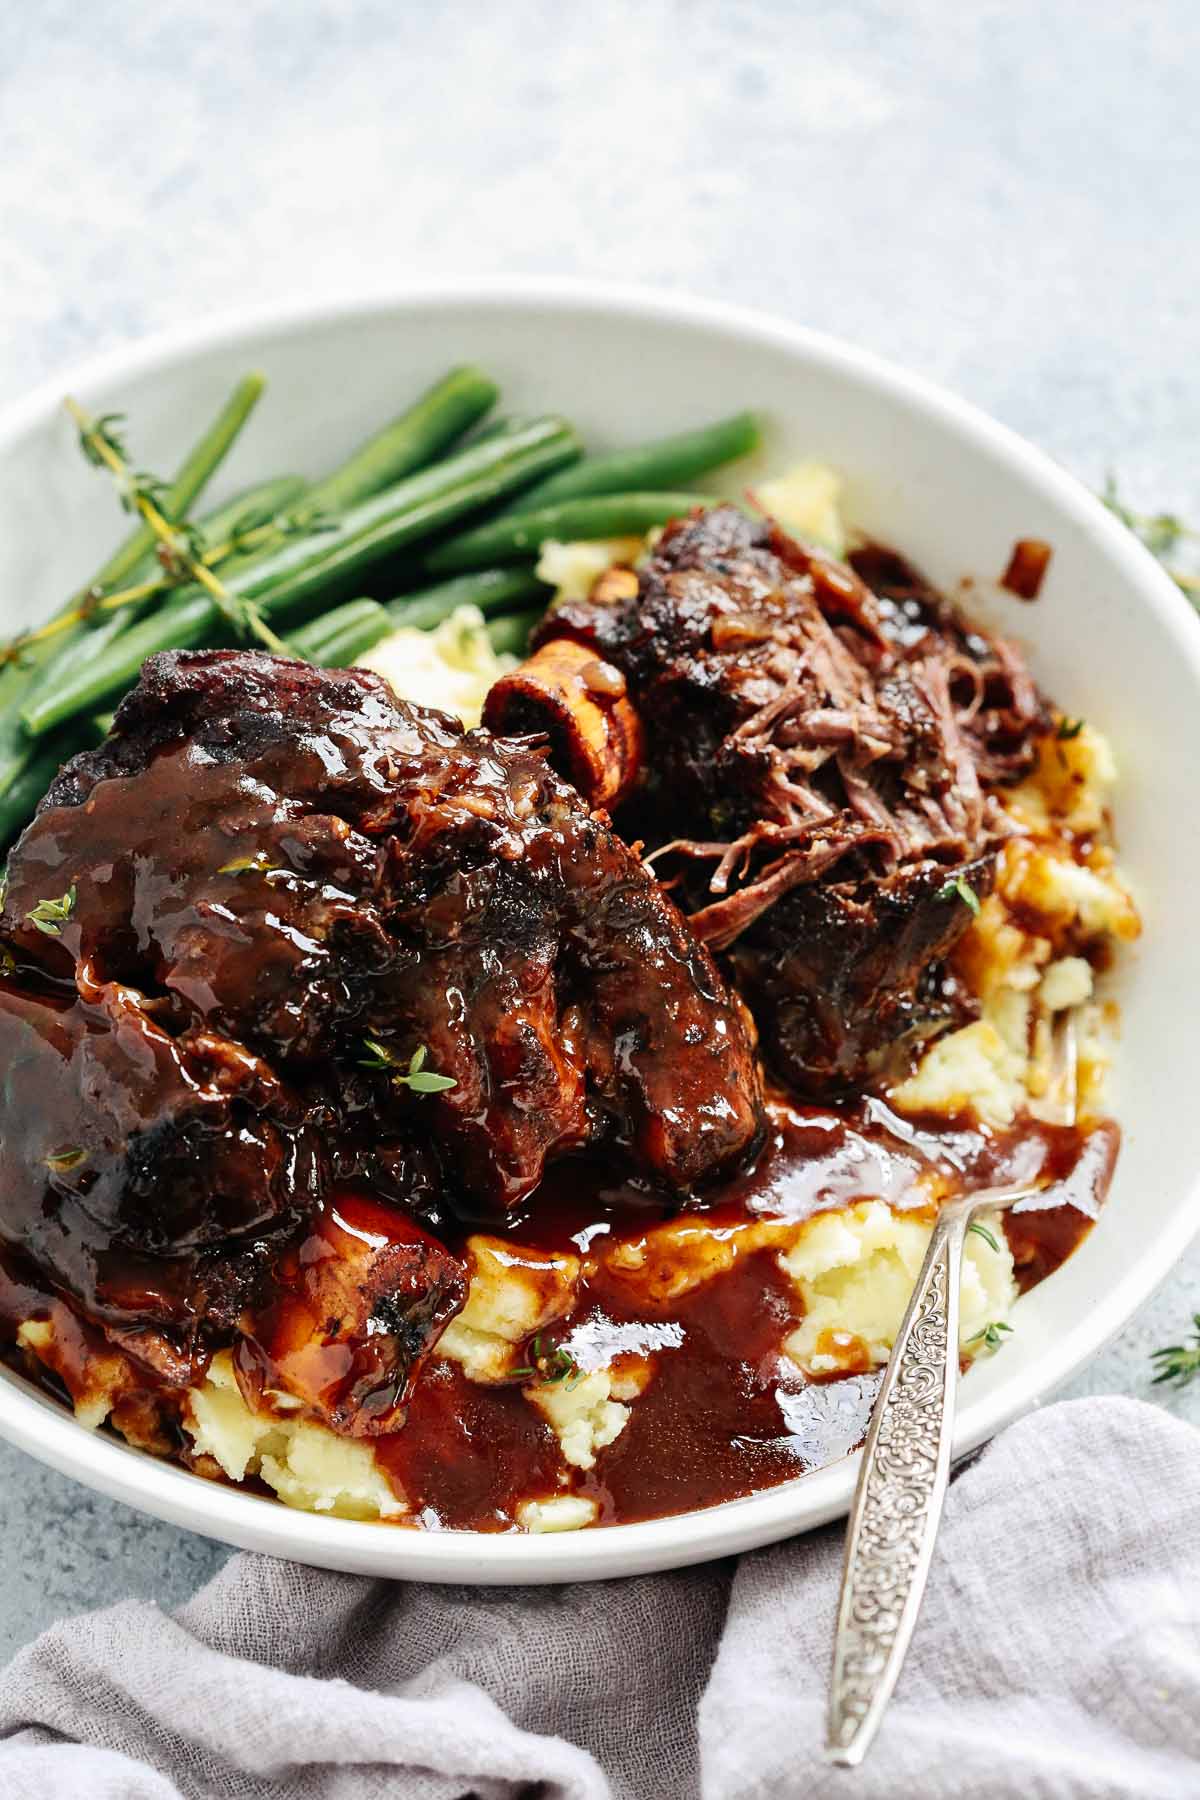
[825, 1203, 965, 1766]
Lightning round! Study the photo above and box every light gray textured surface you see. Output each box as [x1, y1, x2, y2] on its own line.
[0, 0, 1197, 1661]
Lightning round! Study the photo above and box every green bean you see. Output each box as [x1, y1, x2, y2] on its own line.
[70, 367, 491, 627]
[119, 473, 307, 593]
[0, 666, 52, 805]
[295, 365, 498, 517]
[0, 707, 117, 851]
[83, 369, 499, 635]
[41, 362, 497, 677]
[0, 726, 92, 851]
[465, 415, 523, 446]
[286, 599, 392, 668]
[485, 607, 544, 657]
[203, 416, 574, 624]
[0, 374, 267, 800]
[12, 369, 492, 752]
[423, 491, 711, 575]
[505, 411, 760, 510]
[91, 371, 267, 592]
[23, 417, 581, 736]
[385, 568, 548, 632]
[227, 417, 578, 624]
[19, 476, 307, 723]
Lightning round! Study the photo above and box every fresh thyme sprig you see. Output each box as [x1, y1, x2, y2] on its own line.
[966, 1320, 1013, 1353]
[1101, 476, 1200, 600]
[511, 1336, 583, 1387]
[937, 874, 981, 916]
[0, 500, 326, 667]
[65, 397, 293, 657]
[1151, 1316, 1200, 1388]
[359, 1038, 457, 1094]
[73, 409, 206, 567]
[25, 885, 76, 938]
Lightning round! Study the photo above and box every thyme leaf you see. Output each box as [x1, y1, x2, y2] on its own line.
[967, 1220, 1001, 1254]
[66, 396, 296, 659]
[26, 885, 76, 937]
[937, 874, 981, 916]
[966, 1320, 1013, 1353]
[1151, 1315, 1200, 1388]
[511, 1336, 583, 1387]
[404, 1069, 458, 1094]
[1101, 475, 1200, 602]
[359, 1039, 457, 1094]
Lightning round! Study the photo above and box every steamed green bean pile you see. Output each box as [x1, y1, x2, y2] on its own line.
[0, 365, 761, 851]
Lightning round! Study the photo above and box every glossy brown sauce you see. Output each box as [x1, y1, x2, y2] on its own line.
[303, 1101, 1116, 1529]
[379, 1360, 566, 1531]
[577, 1251, 809, 1524]
[0, 1088, 1116, 1531]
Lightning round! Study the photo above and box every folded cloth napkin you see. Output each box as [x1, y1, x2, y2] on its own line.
[0, 1394, 1197, 1800]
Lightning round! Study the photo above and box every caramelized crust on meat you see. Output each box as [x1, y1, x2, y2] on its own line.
[0, 650, 762, 1417]
[489, 506, 1050, 1090]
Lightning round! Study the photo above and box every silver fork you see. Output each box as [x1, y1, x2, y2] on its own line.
[824, 1181, 1042, 1766]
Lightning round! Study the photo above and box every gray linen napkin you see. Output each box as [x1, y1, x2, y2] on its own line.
[0, 1395, 1197, 1799]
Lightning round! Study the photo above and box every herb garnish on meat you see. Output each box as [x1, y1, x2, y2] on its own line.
[26, 886, 76, 937]
[937, 875, 981, 916]
[360, 1039, 458, 1094]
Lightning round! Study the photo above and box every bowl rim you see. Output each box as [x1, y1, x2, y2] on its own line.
[1, 274, 1198, 1582]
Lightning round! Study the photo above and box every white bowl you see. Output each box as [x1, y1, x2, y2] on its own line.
[1, 280, 1197, 1583]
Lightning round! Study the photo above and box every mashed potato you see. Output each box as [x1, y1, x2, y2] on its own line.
[435, 1238, 636, 1473]
[536, 537, 645, 602]
[19, 1185, 1018, 1532]
[527, 1370, 630, 1471]
[16, 1324, 407, 1522]
[753, 459, 848, 557]
[891, 721, 1137, 1129]
[185, 1354, 405, 1521]
[517, 1495, 600, 1533]
[358, 604, 513, 727]
[779, 1200, 1017, 1375]
[601, 1196, 1015, 1384]
[436, 1236, 580, 1383]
